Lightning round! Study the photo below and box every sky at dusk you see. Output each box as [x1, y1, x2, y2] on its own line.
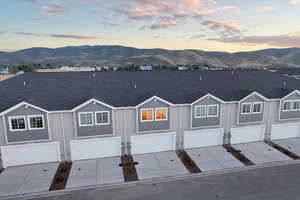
[1, 0, 300, 52]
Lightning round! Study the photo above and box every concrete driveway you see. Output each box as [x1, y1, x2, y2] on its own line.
[186, 146, 244, 171]
[272, 138, 300, 156]
[0, 162, 59, 197]
[232, 142, 292, 164]
[133, 151, 189, 180]
[66, 156, 124, 189]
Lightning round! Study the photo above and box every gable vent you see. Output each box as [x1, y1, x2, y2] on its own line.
[23, 81, 26, 87]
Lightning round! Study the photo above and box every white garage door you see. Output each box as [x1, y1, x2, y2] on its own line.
[271, 123, 300, 140]
[70, 136, 121, 161]
[0, 142, 61, 168]
[231, 125, 265, 144]
[184, 128, 224, 149]
[131, 132, 175, 155]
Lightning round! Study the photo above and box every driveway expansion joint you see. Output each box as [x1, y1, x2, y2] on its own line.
[264, 140, 300, 160]
[223, 145, 255, 166]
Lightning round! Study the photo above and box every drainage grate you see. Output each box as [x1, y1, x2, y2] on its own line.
[49, 162, 72, 191]
[176, 150, 201, 174]
[265, 140, 300, 160]
[223, 145, 254, 166]
[121, 155, 139, 182]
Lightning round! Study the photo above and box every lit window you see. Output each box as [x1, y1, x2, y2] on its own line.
[207, 105, 218, 117]
[28, 115, 44, 130]
[141, 109, 153, 121]
[9, 116, 26, 131]
[242, 103, 251, 114]
[195, 105, 206, 118]
[79, 112, 94, 126]
[293, 100, 300, 110]
[252, 102, 262, 113]
[95, 111, 109, 125]
[283, 101, 292, 111]
[155, 108, 168, 121]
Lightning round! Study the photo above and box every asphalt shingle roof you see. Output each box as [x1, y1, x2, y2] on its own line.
[0, 70, 300, 112]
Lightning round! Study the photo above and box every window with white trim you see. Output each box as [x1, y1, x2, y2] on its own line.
[141, 109, 153, 122]
[283, 101, 292, 111]
[79, 112, 94, 126]
[195, 105, 206, 118]
[95, 111, 110, 125]
[293, 100, 300, 110]
[28, 115, 44, 130]
[241, 103, 251, 114]
[252, 102, 262, 114]
[9, 116, 26, 131]
[207, 105, 218, 117]
[155, 108, 168, 121]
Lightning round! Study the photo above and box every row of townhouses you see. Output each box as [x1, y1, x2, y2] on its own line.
[0, 70, 300, 168]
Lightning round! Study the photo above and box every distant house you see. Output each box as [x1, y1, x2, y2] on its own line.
[140, 65, 153, 71]
[0, 67, 9, 75]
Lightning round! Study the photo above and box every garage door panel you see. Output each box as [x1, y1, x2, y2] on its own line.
[184, 128, 224, 149]
[1, 142, 61, 168]
[70, 137, 121, 161]
[271, 123, 300, 140]
[231, 125, 265, 144]
[131, 132, 175, 155]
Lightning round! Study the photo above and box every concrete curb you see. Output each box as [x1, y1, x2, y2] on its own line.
[3, 159, 300, 200]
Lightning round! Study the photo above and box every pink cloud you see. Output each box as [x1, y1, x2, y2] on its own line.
[256, 6, 275, 12]
[174, 11, 188, 18]
[208, 33, 300, 47]
[41, 4, 65, 14]
[290, 0, 300, 4]
[193, 9, 219, 17]
[150, 20, 178, 29]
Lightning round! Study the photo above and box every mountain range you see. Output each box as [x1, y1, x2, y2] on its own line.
[1, 45, 300, 69]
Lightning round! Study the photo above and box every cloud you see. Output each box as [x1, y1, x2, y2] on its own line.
[208, 32, 300, 47]
[174, 11, 188, 18]
[47, 34, 103, 40]
[150, 20, 178, 29]
[185, 0, 216, 8]
[13, 32, 41, 36]
[230, 11, 241, 15]
[290, 0, 300, 4]
[202, 19, 240, 34]
[117, 5, 160, 20]
[154, 35, 166, 39]
[193, 6, 237, 17]
[256, 6, 275, 12]
[41, 4, 65, 14]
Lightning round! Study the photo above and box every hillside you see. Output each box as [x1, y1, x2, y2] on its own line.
[0, 45, 299, 69]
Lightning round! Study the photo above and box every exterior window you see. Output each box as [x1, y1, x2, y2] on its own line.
[195, 105, 206, 118]
[283, 101, 292, 111]
[252, 102, 262, 113]
[28, 115, 44, 130]
[95, 111, 109, 125]
[293, 100, 300, 110]
[207, 105, 218, 117]
[141, 109, 153, 122]
[155, 108, 168, 121]
[9, 116, 26, 131]
[241, 103, 251, 114]
[79, 112, 94, 126]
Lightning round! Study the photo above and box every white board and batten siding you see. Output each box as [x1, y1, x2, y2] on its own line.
[0, 142, 61, 168]
[131, 132, 176, 155]
[70, 136, 121, 161]
[230, 125, 266, 144]
[271, 123, 300, 140]
[184, 128, 224, 149]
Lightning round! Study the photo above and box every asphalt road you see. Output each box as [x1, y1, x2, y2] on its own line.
[27, 164, 300, 200]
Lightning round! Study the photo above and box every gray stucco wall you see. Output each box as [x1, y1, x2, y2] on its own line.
[191, 96, 221, 128]
[75, 102, 113, 137]
[137, 98, 171, 133]
[279, 92, 300, 120]
[238, 95, 264, 124]
[4, 105, 49, 143]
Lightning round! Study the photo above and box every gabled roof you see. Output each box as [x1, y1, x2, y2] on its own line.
[280, 90, 300, 100]
[239, 92, 269, 102]
[135, 96, 174, 108]
[0, 101, 49, 115]
[71, 98, 115, 111]
[1, 70, 300, 112]
[191, 93, 225, 105]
